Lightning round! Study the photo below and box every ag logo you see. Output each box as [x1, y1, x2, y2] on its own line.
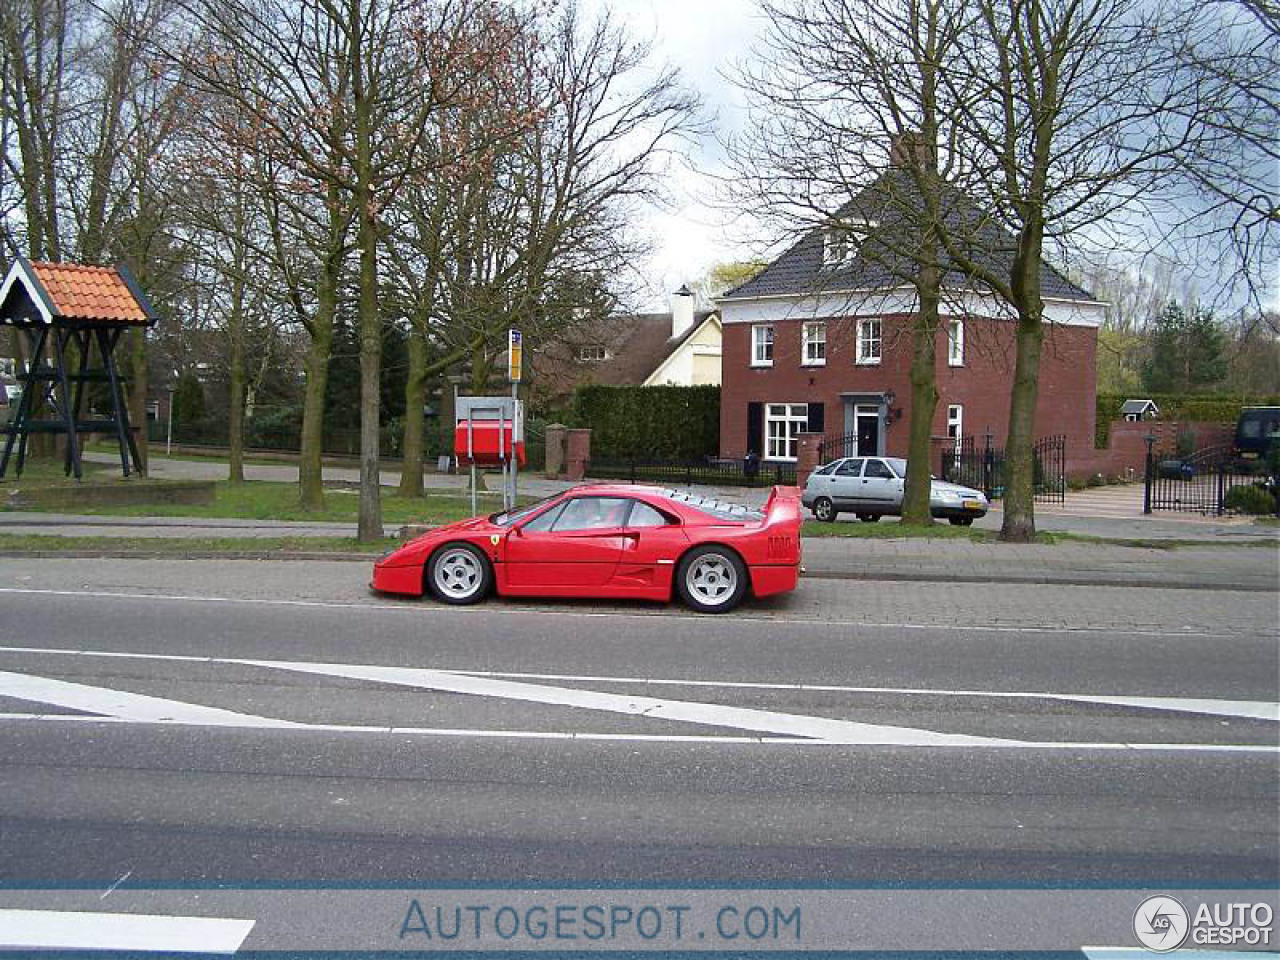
[1134, 895, 1190, 952]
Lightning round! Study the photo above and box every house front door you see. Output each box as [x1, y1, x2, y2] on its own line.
[855, 404, 880, 456]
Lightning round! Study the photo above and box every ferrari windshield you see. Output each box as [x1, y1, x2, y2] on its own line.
[489, 493, 562, 527]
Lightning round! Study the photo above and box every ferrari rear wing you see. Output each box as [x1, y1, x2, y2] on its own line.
[762, 485, 802, 528]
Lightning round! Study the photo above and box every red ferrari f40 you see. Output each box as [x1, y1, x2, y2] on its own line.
[372, 484, 803, 613]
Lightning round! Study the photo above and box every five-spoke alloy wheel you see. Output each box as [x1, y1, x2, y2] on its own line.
[676, 546, 748, 614]
[426, 543, 491, 605]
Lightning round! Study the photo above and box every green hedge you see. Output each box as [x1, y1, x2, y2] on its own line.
[1095, 393, 1280, 448]
[570, 384, 720, 460]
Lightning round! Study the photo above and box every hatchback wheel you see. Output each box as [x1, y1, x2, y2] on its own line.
[813, 497, 837, 522]
[426, 543, 491, 605]
[676, 546, 748, 614]
[857, 513, 880, 523]
[949, 517, 974, 527]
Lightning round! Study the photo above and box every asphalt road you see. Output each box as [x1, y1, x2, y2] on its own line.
[0, 557, 1275, 902]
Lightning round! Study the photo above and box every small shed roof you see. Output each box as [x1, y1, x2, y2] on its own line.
[1121, 399, 1159, 415]
[0, 258, 159, 327]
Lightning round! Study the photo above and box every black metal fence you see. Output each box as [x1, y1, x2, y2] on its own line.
[1143, 441, 1276, 515]
[934, 433, 1067, 504]
[586, 456, 796, 488]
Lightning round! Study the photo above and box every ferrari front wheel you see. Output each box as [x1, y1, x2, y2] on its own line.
[426, 543, 491, 605]
[677, 546, 747, 614]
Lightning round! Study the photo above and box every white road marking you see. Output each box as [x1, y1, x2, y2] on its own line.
[0, 670, 299, 728]
[2, 646, 1273, 723]
[0, 908, 254, 953]
[231, 658, 1026, 747]
[0, 712, 1275, 751]
[0, 586, 1242, 637]
[0, 646, 1274, 751]
[455, 669, 1280, 723]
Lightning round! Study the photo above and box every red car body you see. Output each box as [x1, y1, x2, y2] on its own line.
[372, 484, 803, 612]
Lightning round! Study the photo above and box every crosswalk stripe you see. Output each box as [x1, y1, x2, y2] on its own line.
[0, 909, 254, 953]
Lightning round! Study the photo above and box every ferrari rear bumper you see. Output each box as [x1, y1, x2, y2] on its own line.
[750, 563, 800, 598]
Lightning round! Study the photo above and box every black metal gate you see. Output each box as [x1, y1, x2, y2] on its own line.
[1143, 441, 1271, 515]
[933, 433, 1066, 504]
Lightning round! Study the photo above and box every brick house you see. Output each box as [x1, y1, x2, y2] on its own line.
[531, 287, 721, 408]
[715, 169, 1105, 467]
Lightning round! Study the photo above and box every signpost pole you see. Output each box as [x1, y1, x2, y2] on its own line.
[508, 329, 522, 510]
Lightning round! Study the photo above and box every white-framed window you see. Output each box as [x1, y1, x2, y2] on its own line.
[856, 318, 882, 365]
[578, 345, 609, 362]
[947, 404, 964, 446]
[765, 403, 809, 461]
[802, 321, 826, 366]
[752, 324, 774, 366]
[947, 320, 964, 366]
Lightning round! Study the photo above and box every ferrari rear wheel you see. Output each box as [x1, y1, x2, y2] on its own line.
[677, 546, 747, 614]
[426, 543, 490, 605]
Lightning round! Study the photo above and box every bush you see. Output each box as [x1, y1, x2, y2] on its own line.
[1224, 484, 1277, 515]
[571, 384, 719, 460]
[1087, 472, 1105, 487]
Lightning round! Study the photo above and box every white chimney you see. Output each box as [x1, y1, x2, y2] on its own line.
[671, 284, 695, 339]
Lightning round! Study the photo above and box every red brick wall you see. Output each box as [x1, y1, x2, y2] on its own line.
[1068, 420, 1233, 479]
[719, 314, 1097, 462]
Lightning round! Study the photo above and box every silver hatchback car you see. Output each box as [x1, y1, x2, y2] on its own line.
[802, 456, 990, 525]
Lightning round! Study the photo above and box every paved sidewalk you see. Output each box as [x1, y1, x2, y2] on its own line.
[0, 509, 1275, 591]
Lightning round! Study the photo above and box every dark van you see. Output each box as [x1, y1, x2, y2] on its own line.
[1233, 406, 1280, 467]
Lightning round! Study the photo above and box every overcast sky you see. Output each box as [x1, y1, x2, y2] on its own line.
[582, 0, 767, 311]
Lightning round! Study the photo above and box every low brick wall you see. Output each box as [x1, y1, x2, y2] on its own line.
[1067, 420, 1232, 480]
[3, 479, 216, 510]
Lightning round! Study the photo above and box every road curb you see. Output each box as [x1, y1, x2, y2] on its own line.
[0, 549, 1271, 592]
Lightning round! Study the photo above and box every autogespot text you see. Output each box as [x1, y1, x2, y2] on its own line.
[399, 899, 802, 945]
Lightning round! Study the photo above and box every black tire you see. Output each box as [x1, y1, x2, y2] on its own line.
[676, 545, 748, 614]
[812, 497, 838, 522]
[425, 542, 491, 605]
[857, 513, 880, 523]
[949, 517, 974, 526]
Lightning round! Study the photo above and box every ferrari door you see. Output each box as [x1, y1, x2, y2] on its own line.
[608, 499, 688, 594]
[504, 496, 630, 590]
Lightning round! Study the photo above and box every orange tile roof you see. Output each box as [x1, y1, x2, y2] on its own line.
[28, 261, 150, 324]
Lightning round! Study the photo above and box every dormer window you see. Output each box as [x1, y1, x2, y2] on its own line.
[578, 345, 609, 362]
[824, 221, 877, 268]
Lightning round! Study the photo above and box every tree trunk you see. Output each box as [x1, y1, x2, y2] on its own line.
[901, 282, 940, 525]
[227, 269, 246, 484]
[352, 0, 382, 543]
[298, 280, 335, 511]
[999, 309, 1044, 542]
[398, 323, 426, 497]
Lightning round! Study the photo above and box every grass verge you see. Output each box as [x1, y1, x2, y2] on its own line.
[3, 477, 527, 526]
[0, 534, 393, 555]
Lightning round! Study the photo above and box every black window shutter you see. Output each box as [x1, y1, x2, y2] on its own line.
[807, 402, 825, 434]
[746, 402, 763, 456]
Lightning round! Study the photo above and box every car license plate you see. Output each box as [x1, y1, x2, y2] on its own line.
[963, 499, 983, 510]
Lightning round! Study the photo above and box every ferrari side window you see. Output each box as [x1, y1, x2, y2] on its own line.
[521, 502, 565, 532]
[551, 497, 631, 532]
[627, 501, 671, 528]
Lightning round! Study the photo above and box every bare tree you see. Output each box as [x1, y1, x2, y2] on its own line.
[936, 0, 1218, 541]
[727, 0, 975, 524]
